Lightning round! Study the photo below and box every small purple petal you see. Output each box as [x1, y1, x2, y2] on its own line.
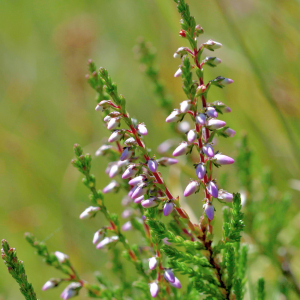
[183, 181, 199, 197]
[122, 165, 137, 179]
[150, 282, 159, 298]
[195, 113, 206, 125]
[206, 119, 226, 130]
[224, 128, 236, 137]
[207, 181, 218, 198]
[141, 198, 157, 208]
[128, 175, 145, 186]
[196, 163, 206, 180]
[163, 202, 174, 216]
[214, 154, 234, 165]
[102, 181, 118, 194]
[206, 107, 218, 118]
[148, 159, 158, 173]
[108, 130, 122, 143]
[173, 142, 188, 157]
[204, 203, 215, 220]
[108, 164, 119, 178]
[186, 130, 197, 143]
[166, 109, 181, 123]
[169, 277, 182, 289]
[218, 190, 233, 202]
[132, 185, 147, 199]
[202, 144, 214, 158]
[164, 269, 175, 283]
[134, 195, 145, 204]
[120, 148, 133, 161]
[149, 257, 158, 270]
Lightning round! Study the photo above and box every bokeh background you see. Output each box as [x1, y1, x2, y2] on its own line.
[1, 0, 300, 299]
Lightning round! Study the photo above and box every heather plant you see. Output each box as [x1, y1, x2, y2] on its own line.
[5, 0, 297, 299]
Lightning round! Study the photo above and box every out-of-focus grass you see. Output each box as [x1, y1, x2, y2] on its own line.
[1, 0, 300, 299]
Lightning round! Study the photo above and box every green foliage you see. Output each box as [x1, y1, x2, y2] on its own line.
[257, 278, 265, 300]
[1, 240, 38, 300]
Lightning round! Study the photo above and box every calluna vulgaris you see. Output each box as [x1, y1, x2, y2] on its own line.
[2, 1, 263, 300]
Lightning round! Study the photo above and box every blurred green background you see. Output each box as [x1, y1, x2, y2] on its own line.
[1, 0, 300, 299]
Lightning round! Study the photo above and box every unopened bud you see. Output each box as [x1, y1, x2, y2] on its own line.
[202, 144, 214, 158]
[224, 128, 236, 137]
[102, 180, 119, 194]
[122, 164, 138, 179]
[218, 190, 233, 202]
[214, 154, 234, 165]
[207, 181, 218, 198]
[42, 279, 60, 291]
[121, 221, 132, 231]
[163, 201, 174, 216]
[204, 202, 215, 220]
[174, 68, 183, 78]
[150, 282, 159, 298]
[137, 123, 148, 136]
[183, 181, 199, 197]
[186, 130, 197, 143]
[179, 30, 186, 38]
[120, 147, 133, 161]
[206, 119, 226, 130]
[166, 109, 181, 123]
[203, 56, 222, 67]
[206, 107, 218, 118]
[196, 163, 206, 180]
[128, 175, 145, 186]
[164, 269, 175, 283]
[54, 251, 69, 263]
[149, 257, 158, 270]
[195, 113, 206, 125]
[196, 85, 207, 96]
[95, 145, 112, 156]
[169, 277, 182, 289]
[96, 236, 118, 249]
[148, 159, 158, 173]
[180, 100, 191, 113]
[141, 197, 158, 208]
[203, 39, 222, 51]
[107, 118, 120, 130]
[60, 282, 82, 300]
[79, 206, 100, 219]
[93, 229, 105, 244]
[108, 130, 122, 143]
[108, 164, 119, 178]
[173, 142, 189, 157]
[195, 25, 204, 36]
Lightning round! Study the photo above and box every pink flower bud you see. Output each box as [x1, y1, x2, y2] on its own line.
[220, 78, 234, 85]
[54, 251, 69, 263]
[132, 184, 147, 199]
[163, 202, 174, 216]
[214, 154, 234, 165]
[173, 142, 188, 157]
[174, 68, 183, 78]
[141, 197, 158, 208]
[128, 185, 137, 198]
[184, 181, 199, 197]
[128, 175, 145, 186]
[107, 118, 120, 130]
[196, 85, 207, 96]
[96, 236, 118, 249]
[42, 279, 60, 291]
[124, 137, 136, 146]
[122, 164, 138, 179]
[166, 109, 181, 123]
[103, 115, 111, 122]
[108, 130, 122, 143]
[162, 237, 172, 245]
[148, 257, 158, 270]
[134, 195, 145, 204]
[120, 148, 133, 161]
[60, 282, 81, 300]
[206, 107, 218, 118]
[93, 229, 105, 244]
[204, 56, 222, 67]
[207, 181, 218, 198]
[224, 106, 231, 113]
[169, 277, 182, 289]
[218, 190, 233, 202]
[206, 119, 226, 130]
[148, 159, 158, 173]
[203, 39, 222, 51]
[196, 163, 206, 179]
[195, 113, 206, 125]
[202, 144, 214, 158]
[137, 123, 148, 136]
[95, 100, 111, 112]
[95, 145, 112, 156]
[224, 128, 236, 137]
[79, 206, 100, 219]
[173, 47, 188, 58]
[186, 130, 197, 143]
[204, 202, 215, 220]
[108, 164, 119, 178]
[102, 180, 119, 194]
[121, 221, 132, 231]
[180, 100, 191, 113]
[164, 269, 175, 283]
[150, 282, 159, 298]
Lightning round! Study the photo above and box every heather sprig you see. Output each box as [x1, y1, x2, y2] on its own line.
[1, 239, 38, 300]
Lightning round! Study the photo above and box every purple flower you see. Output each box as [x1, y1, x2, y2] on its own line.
[196, 163, 206, 180]
[132, 184, 147, 199]
[206, 119, 226, 130]
[157, 157, 178, 166]
[60, 282, 81, 300]
[141, 197, 158, 208]
[108, 164, 119, 178]
[224, 128, 236, 137]
[107, 118, 120, 130]
[148, 257, 158, 270]
[214, 154, 234, 165]
[204, 202, 215, 220]
[169, 277, 182, 289]
[122, 164, 138, 179]
[163, 202, 174, 216]
[202, 144, 214, 158]
[174, 68, 183, 78]
[166, 109, 181, 123]
[137, 123, 148, 135]
[54, 251, 69, 263]
[128, 175, 145, 186]
[149, 282, 159, 298]
[102, 180, 119, 194]
[206, 107, 218, 118]
[93, 229, 105, 244]
[134, 195, 145, 204]
[96, 236, 118, 249]
[122, 221, 132, 231]
[180, 100, 191, 113]
[173, 142, 188, 157]
[186, 130, 197, 143]
[42, 279, 60, 291]
[195, 113, 206, 125]
[128, 185, 137, 198]
[218, 190, 233, 202]
[164, 269, 175, 283]
[120, 147, 133, 161]
[183, 181, 199, 197]
[79, 206, 100, 219]
[207, 181, 218, 198]
[108, 130, 122, 143]
[148, 159, 158, 173]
